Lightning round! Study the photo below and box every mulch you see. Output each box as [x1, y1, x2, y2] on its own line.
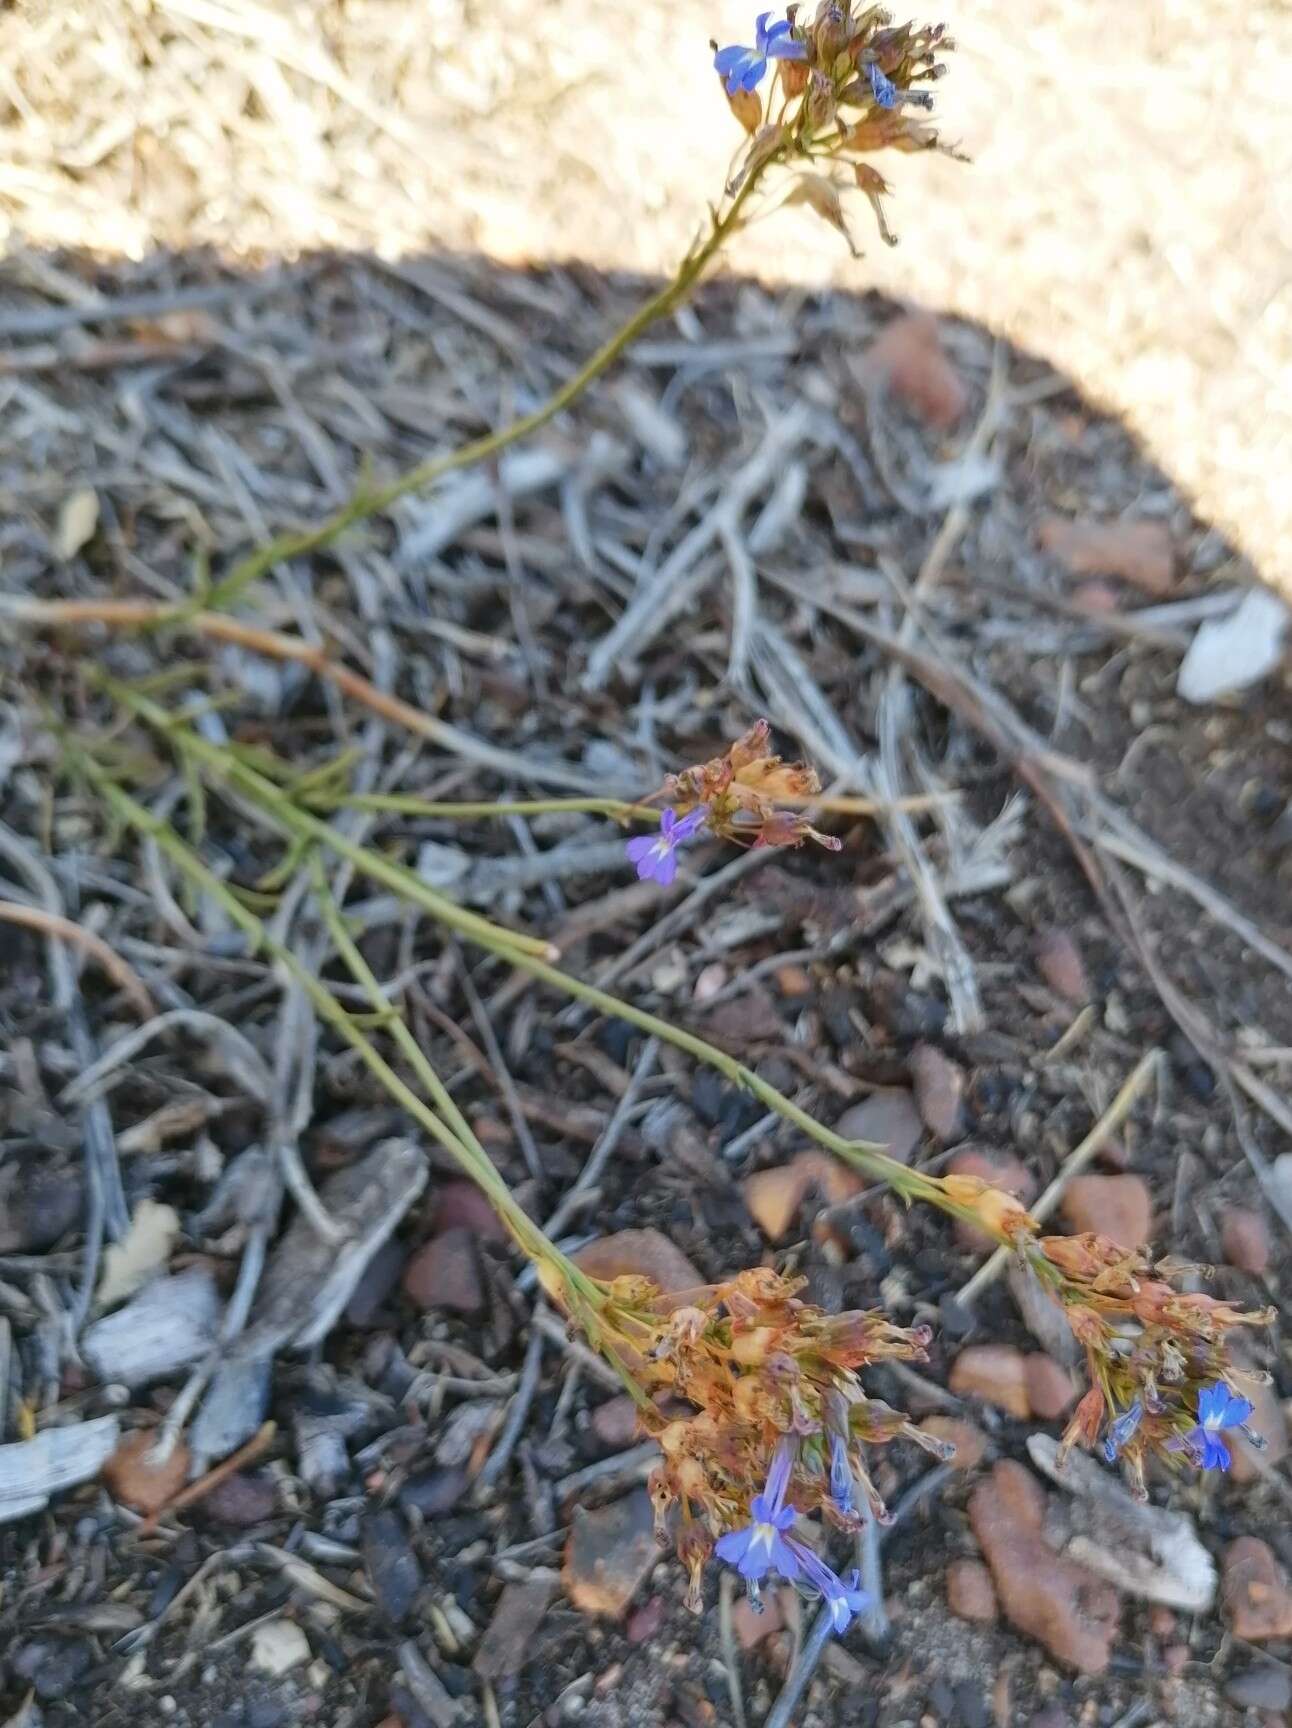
[1, 245, 1290, 1728]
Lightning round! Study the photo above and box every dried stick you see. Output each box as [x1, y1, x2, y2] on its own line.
[957, 1048, 1162, 1305]
[138, 1421, 277, 1535]
[0, 898, 155, 1017]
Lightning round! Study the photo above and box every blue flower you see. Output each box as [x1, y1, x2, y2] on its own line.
[624, 805, 708, 886]
[1185, 1381, 1254, 1472]
[715, 1442, 802, 1582]
[1102, 1400, 1143, 1464]
[787, 1540, 871, 1634]
[865, 61, 899, 108]
[828, 1433, 855, 1517]
[713, 11, 808, 95]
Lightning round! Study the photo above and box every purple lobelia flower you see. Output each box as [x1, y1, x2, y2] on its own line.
[715, 1441, 801, 1582]
[624, 805, 707, 886]
[1102, 1400, 1143, 1464]
[828, 1432, 856, 1517]
[1175, 1381, 1255, 1472]
[713, 12, 808, 96]
[787, 1540, 871, 1634]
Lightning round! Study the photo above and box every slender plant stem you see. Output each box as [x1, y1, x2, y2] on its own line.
[69, 744, 584, 1283]
[103, 687, 963, 1214]
[310, 863, 602, 1305]
[105, 679, 556, 961]
[303, 790, 952, 821]
[186, 170, 770, 617]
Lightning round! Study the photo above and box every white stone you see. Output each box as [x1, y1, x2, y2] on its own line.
[250, 1619, 311, 1677]
[1178, 586, 1290, 704]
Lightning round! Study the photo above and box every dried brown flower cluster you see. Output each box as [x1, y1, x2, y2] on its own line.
[714, 3, 961, 252]
[583, 1266, 948, 1608]
[1035, 1234, 1273, 1494]
[656, 719, 841, 853]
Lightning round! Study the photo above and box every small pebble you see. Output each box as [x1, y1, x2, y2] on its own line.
[1034, 929, 1089, 1003]
[946, 1558, 997, 1624]
[201, 1471, 277, 1527]
[102, 1430, 190, 1516]
[250, 1620, 311, 1678]
[1221, 1207, 1270, 1274]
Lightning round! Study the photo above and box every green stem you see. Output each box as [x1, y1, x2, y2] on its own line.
[105, 680, 556, 963]
[196, 168, 771, 619]
[110, 689, 950, 1211]
[68, 741, 596, 1301]
[310, 863, 603, 1307]
[305, 793, 659, 824]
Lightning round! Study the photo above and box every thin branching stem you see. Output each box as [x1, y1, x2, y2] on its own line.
[97, 685, 972, 1220]
[159, 167, 775, 619]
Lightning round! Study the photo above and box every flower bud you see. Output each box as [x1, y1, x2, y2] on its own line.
[1059, 1385, 1105, 1459]
[813, 1, 851, 63]
[725, 82, 763, 135]
[779, 57, 810, 98]
[938, 1172, 1036, 1239]
[648, 1469, 674, 1539]
[805, 68, 837, 130]
[677, 1523, 713, 1613]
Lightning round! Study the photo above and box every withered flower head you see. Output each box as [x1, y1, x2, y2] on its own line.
[598, 1264, 934, 1618]
[1035, 1232, 1273, 1492]
[652, 718, 842, 855]
[714, 5, 962, 251]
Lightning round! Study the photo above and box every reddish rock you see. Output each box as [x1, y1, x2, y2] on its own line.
[1072, 580, 1121, 615]
[1230, 1374, 1289, 1483]
[867, 313, 969, 431]
[590, 1395, 641, 1451]
[1038, 515, 1174, 597]
[948, 1148, 1037, 1248]
[401, 1227, 484, 1313]
[775, 965, 813, 998]
[732, 1586, 788, 1649]
[743, 1165, 809, 1243]
[918, 1415, 988, 1471]
[969, 1461, 1119, 1673]
[835, 1090, 923, 1165]
[201, 1471, 276, 1526]
[1221, 1207, 1270, 1275]
[949, 1345, 1030, 1419]
[946, 1558, 997, 1623]
[625, 1596, 665, 1645]
[564, 1489, 659, 1618]
[909, 1044, 965, 1143]
[1162, 1643, 1190, 1677]
[431, 1180, 508, 1243]
[1024, 1355, 1080, 1421]
[102, 1430, 190, 1515]
[1035, 929, 1090, 1003]
[1223, 1537, 1292, 1641]
[1060, 1175, 1151, 1250]
[743, 1151, 862, 1244]
[574, 1230, 703, 1293]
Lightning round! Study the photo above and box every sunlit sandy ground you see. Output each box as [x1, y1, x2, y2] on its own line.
[3, 0, 1290, 590]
